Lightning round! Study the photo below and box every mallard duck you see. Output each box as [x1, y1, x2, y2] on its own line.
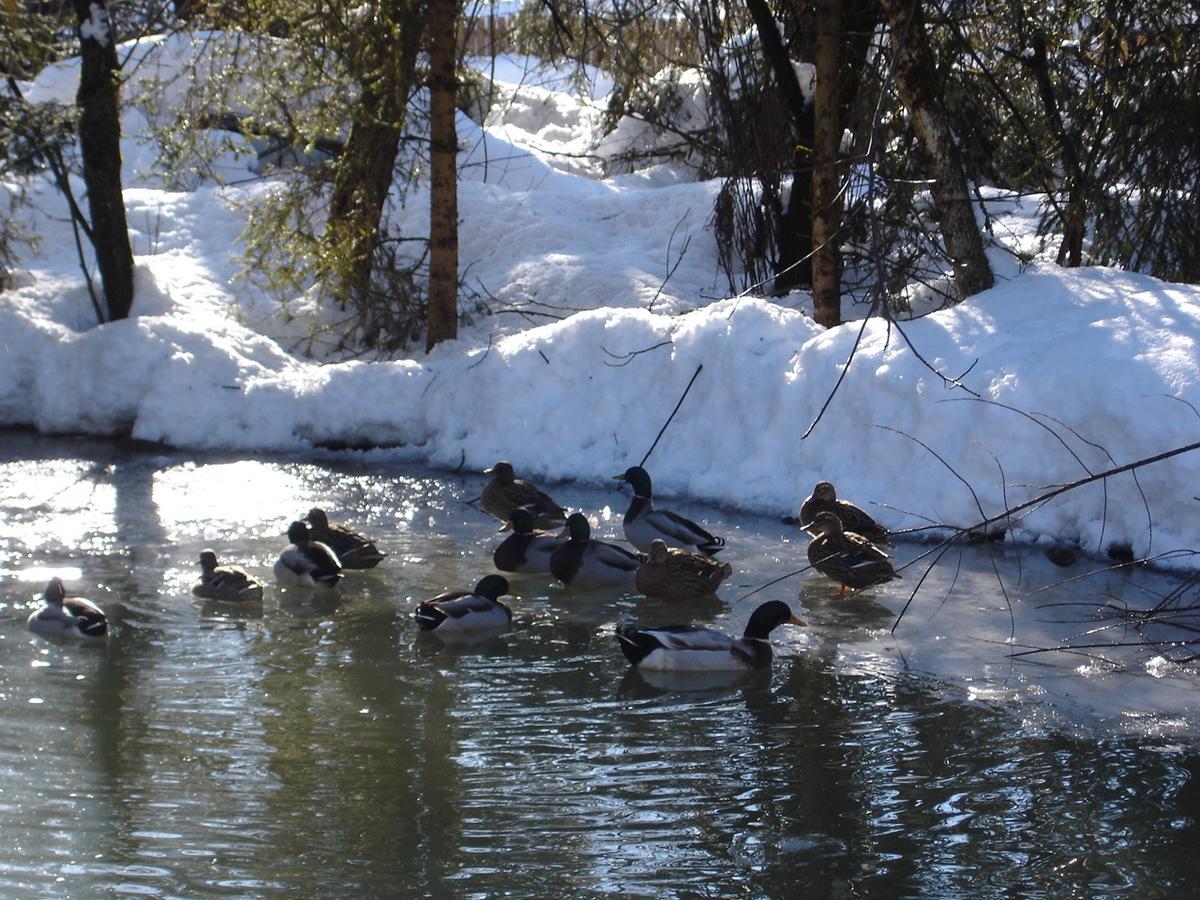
[805, 511, 898, 595]
[492, 506, 564, 574]
[635, 539, 733, 601]
[414, 574, 513, 634]
[273, 520, 342, 588]
[27, 577, 108, 640]
[192, 549, 264, 603]
[799, 480, 890, 546]
[303, 508, 386, 569]
[613, 465, 725, 555]
[481, 461, 567, 531]
[615, 600, 804, 671]
[550, 512, 644, 588]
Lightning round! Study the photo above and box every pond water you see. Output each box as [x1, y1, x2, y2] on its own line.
[2, 430, 1199, 897]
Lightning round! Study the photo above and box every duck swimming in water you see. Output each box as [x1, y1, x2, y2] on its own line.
[492, 506, 564, 574]
[192, 550, 264, 603]
[616, 600, 804, 671]
[613, 466, 725, 556]
[27, 577, 108, 640]
[414, 575, 514, 634]
[303, 507, 386, 569]
[274, 520, 342, 588]
[481, 461, 567, 531]
[635, 539, 733, 601]
[550, 513, 643, 589]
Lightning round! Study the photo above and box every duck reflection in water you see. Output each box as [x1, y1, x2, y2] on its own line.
[277, 586, 343, 622]
[618, 664, 772, 699]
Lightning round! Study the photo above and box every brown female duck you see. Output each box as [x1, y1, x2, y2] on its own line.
[805, 511, 898, 595]
[635, 539, 733, 601]
[799, 480, 890, 546]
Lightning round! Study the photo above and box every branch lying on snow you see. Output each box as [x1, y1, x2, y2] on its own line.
[601, 339, 673, 367]
[647, 214, 692, 313]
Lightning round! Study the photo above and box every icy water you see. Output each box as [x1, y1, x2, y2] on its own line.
[2, 430, 1200, 897]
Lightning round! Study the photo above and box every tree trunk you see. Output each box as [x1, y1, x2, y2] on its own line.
[325, 3, 424, 313]
[878, 0, 994, 299]
[745, 0, 813, 291]
[426, 0, 459, 351]
[1024, 30, 1085, 267]
[73, 0, 134, 321]
[811, 0, 843, 327]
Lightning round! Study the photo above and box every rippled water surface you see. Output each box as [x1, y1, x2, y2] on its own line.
[2, 430, 1200, 897]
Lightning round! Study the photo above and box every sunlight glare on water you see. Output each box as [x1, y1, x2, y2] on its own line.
[2, 430, 1200, 896]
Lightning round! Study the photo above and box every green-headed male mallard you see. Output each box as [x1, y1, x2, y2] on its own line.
[635, 539, 733, 601]
[303, 508, 386, 569]
[613, 465, 725, 555]
[805, 511, 898, 595]
[550, 512, 643, 589]
[481, 461, 567, 531]
[274, 520, 342, 589]
[414, 575, 513, 634]
[27, 577, 108, 640]
[192, 549, 264, 603]
[615, 600, 804, 671]
[799, 480, 890, 546]
[492, 506, 564, 574]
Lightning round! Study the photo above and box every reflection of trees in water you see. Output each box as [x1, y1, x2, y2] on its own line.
[71, 441, 172, 879]
[739, 651, 1195, 896]
[252, 606, 464, 889]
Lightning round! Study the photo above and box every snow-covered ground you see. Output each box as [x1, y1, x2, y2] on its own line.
[3, 38, 1200, 566]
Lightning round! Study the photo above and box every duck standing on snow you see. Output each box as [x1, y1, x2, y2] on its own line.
[635, 539, 733, 601]
[192, 550, 264, 603]
[799, 480, 890, 546]
[615, 600, 804, 671]
[274, 520, 342, 588]
[613, 465, 725, 555]
[492, 506, 564, 574]
[27, 577, 108, 640]
[303, 507, 386, 569]
[550, 512, 644, 589]
[414, 575, 513, 634]
[805, 511, 898, 595]
[481, 461, 567, 531]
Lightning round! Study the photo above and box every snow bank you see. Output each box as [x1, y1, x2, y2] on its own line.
[4, 257, 1199, 560]
[4, 36, 1200, 563]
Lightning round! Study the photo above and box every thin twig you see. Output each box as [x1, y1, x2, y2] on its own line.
[602, 339, 673, 368]
[640, 363, 703, 468]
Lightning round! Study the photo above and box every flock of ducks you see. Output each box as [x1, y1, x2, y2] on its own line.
[26, 465, 900, 675]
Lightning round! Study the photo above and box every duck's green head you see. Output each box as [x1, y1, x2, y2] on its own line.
[287, 520, 310, 544]
[509, 506, 536, 534]
[565, 512, 591, 541]
[485, 461, 515, 484]
[44, 577, 66, 605]
[613, 465, 652, 496]
[473, 574, 510, 600]
[745, 600, 806, 639]
[304, 508, 329, 528]
[199, 549, 219, 573]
